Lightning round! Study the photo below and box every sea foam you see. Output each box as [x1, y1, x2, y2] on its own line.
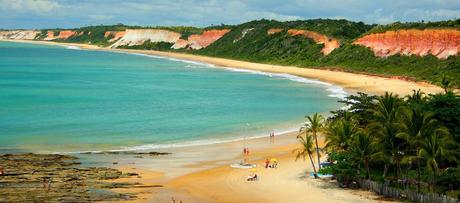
[124, 52, 348, 100]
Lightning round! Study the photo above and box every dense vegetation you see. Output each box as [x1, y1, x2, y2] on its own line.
[29, 18, 460, 87]
[118, 41, 174, 51]
[195, 19, 460, 87]
[294, 87, 460, 200]
[37, 24, 233, 45]
[367, 18, 460, 34]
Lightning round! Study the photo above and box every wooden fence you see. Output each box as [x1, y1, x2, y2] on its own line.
[358, 179, 459, 203]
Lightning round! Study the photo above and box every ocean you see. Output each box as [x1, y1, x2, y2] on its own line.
[0, 41, 345, 153]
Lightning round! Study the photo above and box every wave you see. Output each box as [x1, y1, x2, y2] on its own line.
[65, 45, 81, 50]
[222, 67, 347, 99]
[115, 51, 348, 100]
[65, 127, 299, 154]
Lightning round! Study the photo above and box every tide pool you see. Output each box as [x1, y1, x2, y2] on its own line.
[0, 41, 345, 153]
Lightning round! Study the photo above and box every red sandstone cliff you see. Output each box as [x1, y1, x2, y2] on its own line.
[287, 29, 340, 55]
[44, 30, 77, 40]
[267, 28, 283, 35]
[353, 29, 460, 59]
[186, 29, 230, 49]
[104, 31, 125, 42]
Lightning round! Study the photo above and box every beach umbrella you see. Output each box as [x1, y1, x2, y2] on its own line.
[250, 168, 257, 172]
[270, 158, 277, 162]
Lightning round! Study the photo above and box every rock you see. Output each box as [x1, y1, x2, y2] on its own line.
[353, 29, 460, 59]
[0, 153, 147, 202]
[287, 29, 340, 55]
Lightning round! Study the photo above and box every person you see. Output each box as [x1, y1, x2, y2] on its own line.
[243, 147, 247, 156]
[0, 166, 3, 176]
[43, 177, 47, 189]
[247, 173, 258, 181]
[247, 174, 253, 181]
[265, 158, 270, 168]
[48, 177, 52, 190]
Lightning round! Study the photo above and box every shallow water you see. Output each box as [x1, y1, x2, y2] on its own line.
[0, 41, 345, 153]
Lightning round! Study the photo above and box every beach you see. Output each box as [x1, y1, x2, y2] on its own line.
[0, 39, 445, 202]
[1, 39, 444, 96]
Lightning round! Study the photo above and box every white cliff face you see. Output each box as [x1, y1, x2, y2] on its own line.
[0, 30, 40, 40]
[110, 29, 182, 48]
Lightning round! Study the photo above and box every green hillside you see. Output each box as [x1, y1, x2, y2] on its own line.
[30, 19, 460, 88]
[194, 19, 460, 87]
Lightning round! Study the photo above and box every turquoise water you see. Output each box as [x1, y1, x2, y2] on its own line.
[0, 41, 345, 153]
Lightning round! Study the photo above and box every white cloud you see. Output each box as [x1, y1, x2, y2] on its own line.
[1, 0, 460, 29]
[88, 14, 114, 21]
[0, 0, 61, 15]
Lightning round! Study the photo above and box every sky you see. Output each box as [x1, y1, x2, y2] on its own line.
[1, 0, 460, 29]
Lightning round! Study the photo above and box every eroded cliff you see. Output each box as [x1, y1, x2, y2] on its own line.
[287, 29, 340, 55]
[186, 29, 230, 49]
[353, 29, 460, 59]
[0, 30, 40, 40]
[104, 31, 126, 42]
[44, 30, 78, 40]
[110, 29, 181, 48]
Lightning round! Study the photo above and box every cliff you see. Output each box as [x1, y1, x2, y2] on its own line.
[287, 29, 340, 55]
[353, 29, 460, 59]
[109, 29, 230, 49]
[267, 28, 283, 35]
[0, 30, 39, 40]
[186, 29, 230, 49]
[44, 30, 78, 40]
[104, 31, 126, 42]
[110, 29, 181, 48]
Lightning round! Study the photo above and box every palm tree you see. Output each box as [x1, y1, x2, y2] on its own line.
[440, 75, 453, 93]
[369, 92, 405, 178]
[293, 131, 319, 179]
[325, 114, 359, 151]
[351, 131, 376, 179]
[305, 113, 325, 169]
[418, 129, 456, 191]
[398, 107, 439, 192]
[406, 89, 426, 106]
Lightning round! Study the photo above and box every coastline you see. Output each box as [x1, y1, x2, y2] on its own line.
[1, 39, 440, 202]
[0, 39, 444, 96]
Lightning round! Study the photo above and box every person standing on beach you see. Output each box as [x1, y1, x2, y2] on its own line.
[265, 158, 270, 168]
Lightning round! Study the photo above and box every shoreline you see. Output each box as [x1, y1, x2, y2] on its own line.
[0, 39, 444, 96]
[1, 39, 438, 202]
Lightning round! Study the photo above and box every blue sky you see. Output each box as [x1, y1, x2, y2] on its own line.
[1, 0, 460, 29]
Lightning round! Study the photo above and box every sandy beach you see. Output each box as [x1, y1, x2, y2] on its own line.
[1, 39, 444, 202]
[1, 39, 443, 96]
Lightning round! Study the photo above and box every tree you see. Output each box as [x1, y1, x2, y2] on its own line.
[294, 131, 319, 179]
[325, 113, 359, 151]
[418, 129, 457, 191]
[440, 75, 454, 93]
[331, 92, 377, 126]
[369, 92, 405, 178]
[405, 89, 426, 107]
[350, 131, 376, 179]
[305, 113, 325, 169]
[398, 106, 439, 192]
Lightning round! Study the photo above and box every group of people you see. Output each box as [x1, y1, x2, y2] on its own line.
[264, 158, 278, 168]
[269, 132, 275, 143]
[243, 147, 250, 156]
